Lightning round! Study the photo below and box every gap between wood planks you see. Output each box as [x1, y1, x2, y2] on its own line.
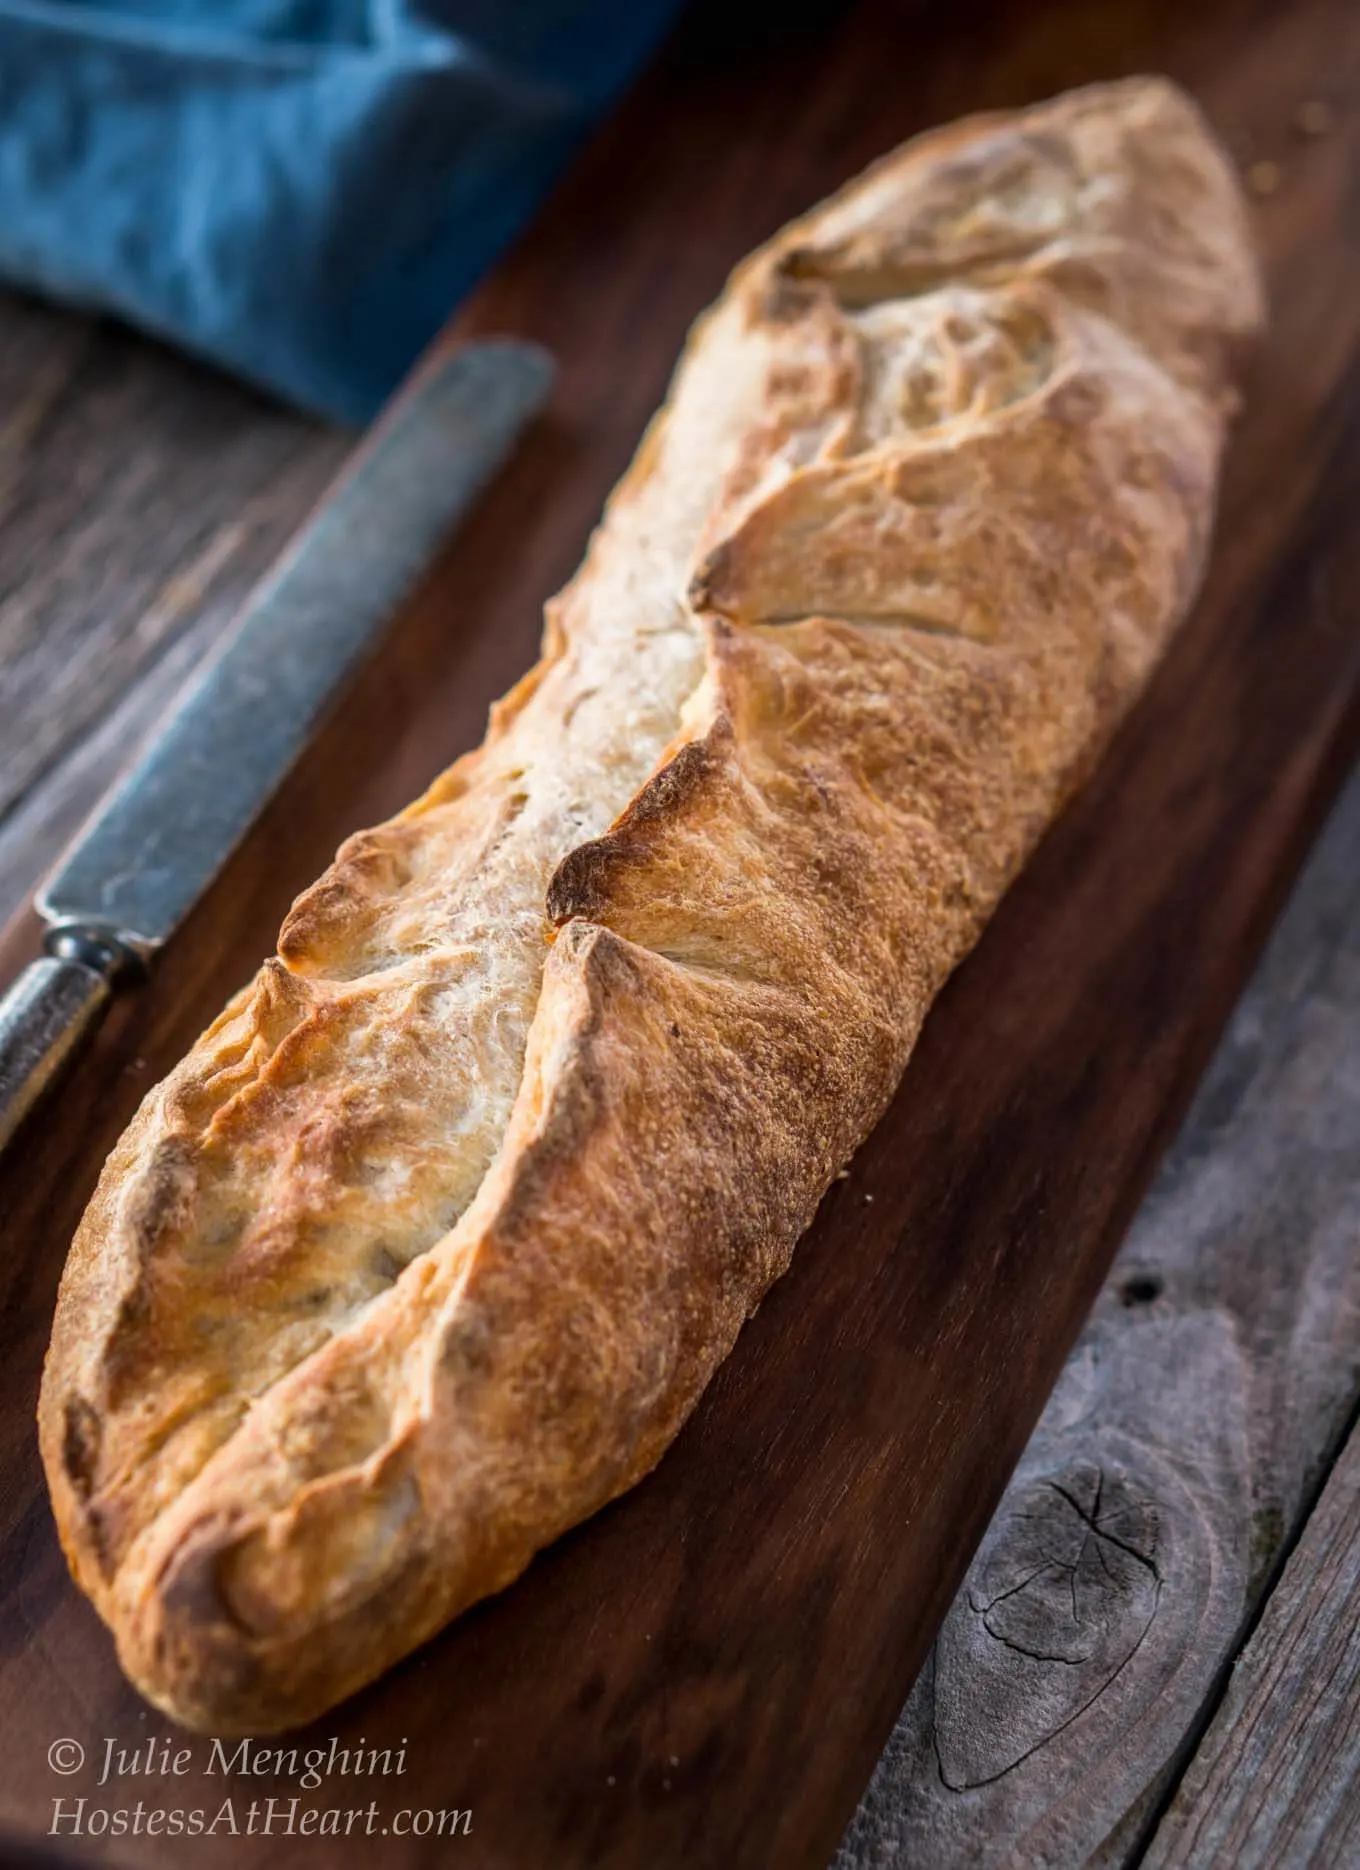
[837, 704, 1360, 1870]
[0, 2, 1357, 1859]
[0, 291, 349, 932]
[1142, 1385, 1360, 1869]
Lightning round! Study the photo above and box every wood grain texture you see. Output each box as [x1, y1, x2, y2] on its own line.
[0, 0, 1358, 1865]
[1141, 1409, 1360, 1870]
[0, 290, 349, 928]
[837, 724, 1360, 1870]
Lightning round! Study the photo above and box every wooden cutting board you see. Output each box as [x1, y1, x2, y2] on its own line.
[2, 0, 1358, 1865]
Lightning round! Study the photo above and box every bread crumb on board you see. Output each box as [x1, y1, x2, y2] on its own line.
[1241, 97, 1339, 200]
[1293, 99, 1334, 136]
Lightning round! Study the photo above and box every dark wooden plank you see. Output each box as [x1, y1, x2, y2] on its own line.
[1142, 1409, 1360, 1869]
[0, 0, 1359, 1866]
[0, 290, 349, 927]
[838, 725, 1360, 1869]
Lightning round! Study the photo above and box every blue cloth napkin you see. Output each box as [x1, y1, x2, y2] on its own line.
[0, 2, 682, 421]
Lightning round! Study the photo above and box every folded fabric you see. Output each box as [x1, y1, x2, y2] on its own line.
[0, 1, 682, 421]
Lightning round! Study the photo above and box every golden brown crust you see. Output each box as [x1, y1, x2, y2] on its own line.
[39, 76, 1262, 1731]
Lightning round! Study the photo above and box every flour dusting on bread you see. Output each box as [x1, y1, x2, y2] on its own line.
[40, 78, 1262, 1731]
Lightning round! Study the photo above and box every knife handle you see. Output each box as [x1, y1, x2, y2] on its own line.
[0, 946, 119, 1151]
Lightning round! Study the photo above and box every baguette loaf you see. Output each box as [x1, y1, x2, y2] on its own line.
[39, 76, 1262, 1733]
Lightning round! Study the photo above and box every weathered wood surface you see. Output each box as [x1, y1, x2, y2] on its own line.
[1142, 1406, 1360, 1870]
[0, 289, 348, 929]
[0, 0, 1358, 1865]
[838, 722, 1360, 1869]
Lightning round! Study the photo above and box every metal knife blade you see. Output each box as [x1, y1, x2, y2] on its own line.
[0, 337, 554, 1150]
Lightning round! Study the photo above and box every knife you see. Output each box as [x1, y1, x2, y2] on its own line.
[0, 337, 554, 1151]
